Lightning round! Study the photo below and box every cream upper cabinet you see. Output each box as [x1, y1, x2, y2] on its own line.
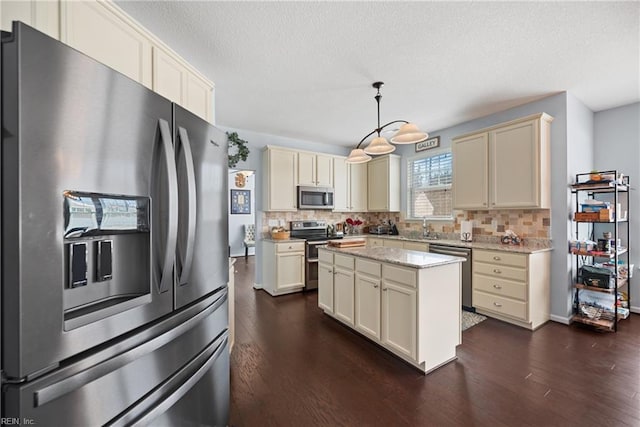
[298, 152, 333, 187]
[367, 154, 400, 212]
[264, 147, 298, 211]
[452, 133, 489, 209]
[333, 156, 368, 212]
[333, 156, 349, 211]
[452, 113, 552, 210]
[153, 47, 212, 121]
[60, 1, 153, 88]
[1, 0, 59, 38]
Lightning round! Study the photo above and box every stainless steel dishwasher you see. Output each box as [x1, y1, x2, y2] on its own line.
[429, 244, 473, 311]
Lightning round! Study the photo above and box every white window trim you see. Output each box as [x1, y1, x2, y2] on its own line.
[406, 148, 454, 221]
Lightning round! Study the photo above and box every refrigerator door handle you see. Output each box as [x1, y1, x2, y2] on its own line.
[158, 119, 178, 294]
[176, 126, 197, 286]
[32, 289, 227, 408]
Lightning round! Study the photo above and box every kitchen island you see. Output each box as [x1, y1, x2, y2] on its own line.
[318, 246, 464, 374]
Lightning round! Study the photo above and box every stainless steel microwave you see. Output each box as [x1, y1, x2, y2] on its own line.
[297, 186, 334, 210]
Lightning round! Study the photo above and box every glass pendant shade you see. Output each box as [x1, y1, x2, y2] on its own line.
[346, 148, 372, 164]
[390, 122, 429, 144]
[363, 136, 396, 155]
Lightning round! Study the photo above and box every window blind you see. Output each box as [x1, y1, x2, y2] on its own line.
[408, 151, 453, 219]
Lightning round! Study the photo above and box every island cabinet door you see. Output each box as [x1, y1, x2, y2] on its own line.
[355, 274, 381, 341]
[381, 281, 417, 360]
[334, 268, 355, 326]
[318, 262, 334, 313]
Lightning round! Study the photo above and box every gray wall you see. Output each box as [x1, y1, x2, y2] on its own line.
[396, 92, 574, 321]
[594, 102, 640, 312]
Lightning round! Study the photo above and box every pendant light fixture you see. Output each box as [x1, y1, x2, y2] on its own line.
[346, 82, 429, 163]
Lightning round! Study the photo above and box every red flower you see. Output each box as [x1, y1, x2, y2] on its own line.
[354, 219, 362, 226]
[346, 218, 354, 225]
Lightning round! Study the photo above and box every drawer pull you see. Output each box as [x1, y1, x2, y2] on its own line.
[382, 288, 388, 292]
[493, 302, 502, 307]
[493, 284, 502, 289]
[493, 269, 502, 274]
[373, 284, 379, 288]
[493, 256, 501, 261]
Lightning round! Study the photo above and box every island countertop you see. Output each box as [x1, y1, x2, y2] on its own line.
[320, 245, 464, 269]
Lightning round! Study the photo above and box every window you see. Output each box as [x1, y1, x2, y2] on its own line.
[407, 150, 453, 219]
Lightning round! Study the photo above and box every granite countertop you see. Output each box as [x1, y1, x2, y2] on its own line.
[342, 234, 553, 254]
[320, 245, 465, 269]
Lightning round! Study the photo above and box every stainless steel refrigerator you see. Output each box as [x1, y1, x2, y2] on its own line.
[1, 22, 229, 425]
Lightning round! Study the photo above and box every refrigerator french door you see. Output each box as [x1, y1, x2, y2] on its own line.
[1, 22, 229, 425]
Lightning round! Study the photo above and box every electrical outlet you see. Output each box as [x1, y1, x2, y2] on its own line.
[491, 219, 498, 230]
[268, 220, 278, 227]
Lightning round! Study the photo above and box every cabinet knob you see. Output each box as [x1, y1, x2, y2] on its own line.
[493, 269, 502, 274]
[288, 246, 292, 249]
[374, 284, 379, 288]
[382, 288, 388, 292]
[493, 302, 502, 307]
[327, 269, 333, 273]
[493, 256, 501, 261]
[493, 284, 502, 289]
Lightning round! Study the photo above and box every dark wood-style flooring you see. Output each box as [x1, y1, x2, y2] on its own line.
[229, 256, 640, 426]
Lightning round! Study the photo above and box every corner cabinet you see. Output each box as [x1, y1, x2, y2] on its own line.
[263, 146, 298, 211]
[261, 240, 305, 296]
[570, 171, 631, 332]
[453, 113, 552, 210]
[368, 154, 400, 212]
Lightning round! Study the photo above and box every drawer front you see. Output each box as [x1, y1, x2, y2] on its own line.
[383, 239, 404, 249]
[276, 242, 305, 253]
[403, 241, 429, 252]
[356, 258, 381, 277]
[473, 291, 527, 320]
[318, 250, 333, 264]
[382, 264, 416, 288]
[474, 250, 527, 268]
[334, 254, 355, 270]
[474, 262, 527, 282]
[473, 275, 527, 301]
[368, 238, 383, 248]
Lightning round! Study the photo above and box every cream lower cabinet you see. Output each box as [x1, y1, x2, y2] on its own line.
[263, 146, 298, 211]
[333, 254, 355, 326]
[402, 241, 429, 252]
[354, 259, 382, 341]
[367, 238, 383, 248]
[318, 251, 334, 313]
[382, 280, 417, 359]
[262, 240, 305, 296]
[382, 239, 404, 249]
[472, 249, 550, 330]
[453, 113, 552, 210]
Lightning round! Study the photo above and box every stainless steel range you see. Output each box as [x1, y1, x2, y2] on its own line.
[290, 220, 329, 290]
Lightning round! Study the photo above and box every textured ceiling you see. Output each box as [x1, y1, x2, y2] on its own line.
[115, 1, 640, 147]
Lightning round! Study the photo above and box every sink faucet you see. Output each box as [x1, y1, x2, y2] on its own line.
[422, 217, 437, 239]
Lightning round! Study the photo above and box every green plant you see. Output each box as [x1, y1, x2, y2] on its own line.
[227, 132, 250, 168]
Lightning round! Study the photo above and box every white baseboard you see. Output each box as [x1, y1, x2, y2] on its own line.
[550, 314, 571, 325]
[631, 305, 640, 314]
[253, 282, 263, 290]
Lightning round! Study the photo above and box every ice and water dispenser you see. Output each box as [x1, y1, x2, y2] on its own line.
[63, 191, 151, 329]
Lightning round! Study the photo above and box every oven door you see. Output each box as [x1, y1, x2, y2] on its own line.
[304, 241, 326, 290]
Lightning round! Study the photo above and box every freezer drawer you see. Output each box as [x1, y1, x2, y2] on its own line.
[3, 290, 229, 426]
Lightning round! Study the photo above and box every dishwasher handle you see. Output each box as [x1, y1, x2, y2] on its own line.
[430, 246, 471, 259]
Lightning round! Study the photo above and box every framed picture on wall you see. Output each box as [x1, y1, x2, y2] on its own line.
[231, 189, 251, 214]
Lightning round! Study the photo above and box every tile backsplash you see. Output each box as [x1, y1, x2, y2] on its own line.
[262, 209, 551, 239]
